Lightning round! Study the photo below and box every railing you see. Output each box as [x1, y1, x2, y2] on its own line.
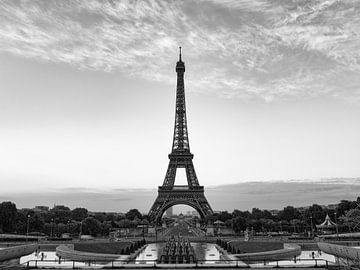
[17, 258, 337, 269]
[159, 186, 204, 191]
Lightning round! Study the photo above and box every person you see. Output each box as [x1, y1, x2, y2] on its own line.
[41, 252, 44, 261]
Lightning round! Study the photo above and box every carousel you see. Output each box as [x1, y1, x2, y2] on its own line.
[316, 214, 337, 234]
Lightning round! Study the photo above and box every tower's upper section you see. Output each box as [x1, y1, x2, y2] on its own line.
[176, 46, 185, 73]
[171, 47, 190, 154]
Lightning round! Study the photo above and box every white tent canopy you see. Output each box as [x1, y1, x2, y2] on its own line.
[316, 214, 337, 228]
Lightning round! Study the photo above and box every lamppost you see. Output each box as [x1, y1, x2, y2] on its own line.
[67, 220, 70, 234]
[335, 212, 339, 240]
[50, 218, 54, 239]
[26, 214, 30, 242]
[138, 225, 145, 240]
[310, 216, 314, 237]
[79, 220, 83, 240]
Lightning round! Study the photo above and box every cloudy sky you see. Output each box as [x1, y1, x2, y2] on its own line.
[0, 0, 360, 202]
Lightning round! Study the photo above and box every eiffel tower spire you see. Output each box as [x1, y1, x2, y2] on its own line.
[172, 46, 189, 153]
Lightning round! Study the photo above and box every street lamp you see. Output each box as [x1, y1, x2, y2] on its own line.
[310, 216, 313, 237]
[138, 225, 146, 240]
[335, 212, 339, 240]
[26, 214, 30, 242]
[50, 218, 54, 239]
[79, 220, 83, 240]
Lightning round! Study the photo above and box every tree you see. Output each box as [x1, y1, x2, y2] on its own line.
[205, 213, 219, 223]
[0, 201, 17, 233]
[30, 213, 45, 232]
[105, 213, 116, 222]
[93, 213, 107, 223]
[251, 208, 263, 220]
[82, 217, 102, 236]
[49, 205, 72, 224]
[56, 223, 67, 236]
[279, 206, 300, 221]
[290, 219, 303, 233]
[71, 208, 88, 221]
[306, 204, 325, 225]
[218, 211, 232, 222]
[232, 210, 251, 219]
[125, 209, 142, 221]
[278, 220, 290, 232]
[118, 219, 132, 228]
[232, 216, 247, 233]
[261, 219, 276, 232]
[101, 221, 112, 235]
[14, 209, 29, 234]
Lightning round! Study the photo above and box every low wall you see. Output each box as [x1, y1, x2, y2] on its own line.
[235, 244, 301, 261]
[0, 244, 38, 262]
[56, 245, 129, 262]
[318, 242, 360, 261]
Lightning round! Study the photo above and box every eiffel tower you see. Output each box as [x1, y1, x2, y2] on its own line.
[148, 48, 213, 223]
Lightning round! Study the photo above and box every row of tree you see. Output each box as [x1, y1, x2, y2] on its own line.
[205, 198, 360, 234]
[0, 202, 144, 236]
[1, 197, 360, 236]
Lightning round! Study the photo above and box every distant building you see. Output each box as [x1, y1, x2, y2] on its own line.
[88, 211, 105, 216]
[296, 206, 310, 213]
[269, 209, 280, 215]
[33, 206, 49, 212]
[326, 204, 338, 210]
[52, 204, 69, 211]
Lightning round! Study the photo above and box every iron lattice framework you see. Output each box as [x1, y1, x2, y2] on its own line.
[148, 48, 213, 223]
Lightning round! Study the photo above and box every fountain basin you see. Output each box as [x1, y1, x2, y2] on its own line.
[235, 243, 301, 262]
[56, 241, 145, 263]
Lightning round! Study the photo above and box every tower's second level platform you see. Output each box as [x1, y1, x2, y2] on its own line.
[158, 185, 204, 192]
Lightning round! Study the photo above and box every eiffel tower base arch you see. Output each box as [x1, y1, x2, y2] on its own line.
[148, 186, 213, 224]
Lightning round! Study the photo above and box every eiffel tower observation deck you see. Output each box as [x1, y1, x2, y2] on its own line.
[148, 48, 213, 223]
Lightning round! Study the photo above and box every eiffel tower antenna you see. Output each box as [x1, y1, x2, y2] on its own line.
[148, 49, 213, 223]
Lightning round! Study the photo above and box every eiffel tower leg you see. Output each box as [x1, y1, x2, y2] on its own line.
[148, 194, 166, 223]
[162, 162, 177, 187]
[185, 161, 200, 187]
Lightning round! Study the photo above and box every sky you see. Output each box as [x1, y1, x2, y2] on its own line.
[0, 0, 360, 200]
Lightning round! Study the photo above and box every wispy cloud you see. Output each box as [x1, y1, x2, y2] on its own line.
[0, 0, 359, 102]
